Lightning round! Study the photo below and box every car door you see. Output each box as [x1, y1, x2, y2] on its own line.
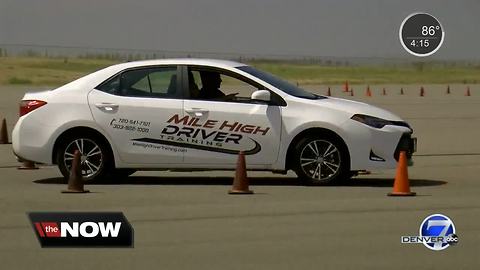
[88, 65, 184, 165]
[179, 66, 282, 165]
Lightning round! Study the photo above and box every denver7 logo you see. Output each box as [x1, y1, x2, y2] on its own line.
[419, 214, 457, 251]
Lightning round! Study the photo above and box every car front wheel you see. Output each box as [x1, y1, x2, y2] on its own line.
[56, 134, 111, 183]
[293, 135, 349, 185]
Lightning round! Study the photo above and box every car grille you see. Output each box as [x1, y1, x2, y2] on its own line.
[394, 133, 417, 161]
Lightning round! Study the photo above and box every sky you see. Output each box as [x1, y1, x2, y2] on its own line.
[0, 0, 479, 60]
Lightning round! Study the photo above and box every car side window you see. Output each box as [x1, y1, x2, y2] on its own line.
[97, 75, 120, 94]
[97, 67, 179, 98]
[187, 67, 266, 104]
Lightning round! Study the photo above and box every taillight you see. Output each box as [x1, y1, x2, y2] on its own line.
[19, 100, 47, 116]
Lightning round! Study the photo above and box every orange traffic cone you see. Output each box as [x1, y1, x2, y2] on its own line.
[366, 86, 372, 97]
[446, 85, 450, 94]
[326, 87, 331, 96]
[62, 150, 89, 193]
[0, 118, 9, 144]
[229, 151, 253, 194]
[382, 88, 387, 96]
[420, 87, 425, 97]
[388, 151, 416, 196]
[18, 160, 39, 170]
[400, 88, 404, 95]
[465, 87, 471, 96]
[344, 81, 349, 92]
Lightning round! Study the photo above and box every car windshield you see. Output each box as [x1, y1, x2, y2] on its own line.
[237, 66, 324, 99]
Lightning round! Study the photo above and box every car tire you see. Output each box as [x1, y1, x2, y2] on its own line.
[292, 134, 349, 185]
[56, 133, 113, 183]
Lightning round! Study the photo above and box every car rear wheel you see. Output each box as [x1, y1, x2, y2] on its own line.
[56, 134, 112, 183]
[292, 135, 349, 185]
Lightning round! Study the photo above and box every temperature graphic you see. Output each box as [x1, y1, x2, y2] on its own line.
[399, 13, 444, 57]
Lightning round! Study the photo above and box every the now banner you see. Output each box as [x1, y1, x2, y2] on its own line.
[28, 212, 134, 247]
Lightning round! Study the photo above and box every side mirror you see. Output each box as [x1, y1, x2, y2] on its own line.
[251, 90, 271, 102]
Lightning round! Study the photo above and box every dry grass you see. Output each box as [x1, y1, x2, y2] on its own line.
[0, 57, 118, 86]
[0, 56, 479, 87]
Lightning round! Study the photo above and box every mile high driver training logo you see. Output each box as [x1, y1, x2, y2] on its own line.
[132, 114, 270, 155]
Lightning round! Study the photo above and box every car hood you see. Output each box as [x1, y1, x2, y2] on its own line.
[311, 97, 404, 121]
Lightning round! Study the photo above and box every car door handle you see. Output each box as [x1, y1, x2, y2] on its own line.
[95, 103, 119, 111]
[185, 108, 209, 117]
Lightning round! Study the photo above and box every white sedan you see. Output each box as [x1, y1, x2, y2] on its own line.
[12, 59, 416, 185]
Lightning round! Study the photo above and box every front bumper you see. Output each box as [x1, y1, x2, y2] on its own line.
[394, 133, 417, 161]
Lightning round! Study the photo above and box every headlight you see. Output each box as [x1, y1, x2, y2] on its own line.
[351, 114, 392, 129]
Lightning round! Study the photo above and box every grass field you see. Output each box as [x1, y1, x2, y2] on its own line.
[0, 57, 116, 86]
[0, 56, 479, 87]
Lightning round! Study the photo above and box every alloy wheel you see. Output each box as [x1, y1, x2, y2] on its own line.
[63, 138, 103, 179]
[299, 139, 341, 181]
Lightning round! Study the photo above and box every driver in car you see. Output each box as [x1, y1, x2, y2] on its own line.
[198, 71, 237, 101]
